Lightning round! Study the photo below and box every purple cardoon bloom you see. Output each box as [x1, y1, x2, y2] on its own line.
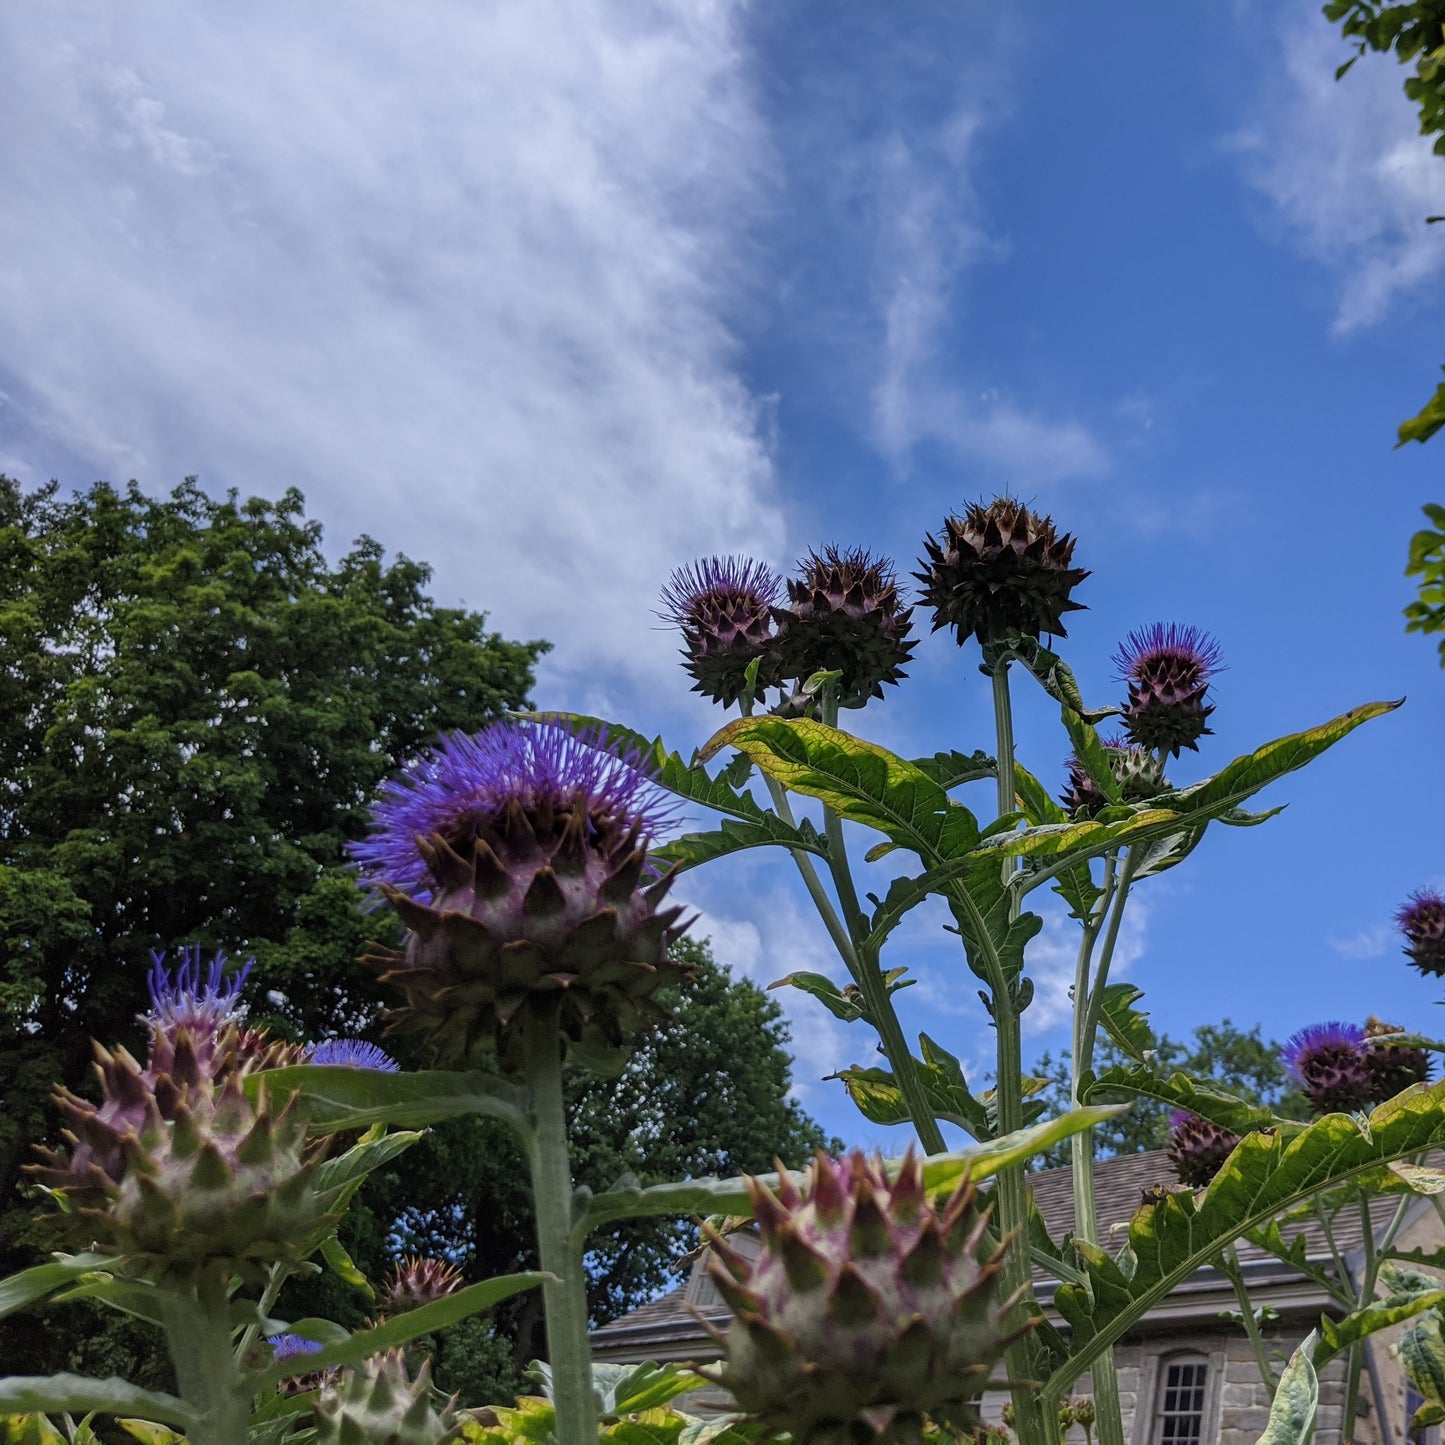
[146, 945, 250, 1032]
[350, 720, 693, 1067]
[1113, 623, 1224, 758]
[306, 1038, 400, 1072]
[1398, 889, 1445, 978]
[1281, 1022, 1373, 1115]
[266, 1333, 324, 1363]
[351, 721, 676, 898]
[660, 555, 783, 707]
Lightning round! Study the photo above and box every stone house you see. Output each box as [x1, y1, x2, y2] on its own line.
[589, 1150, 1445, 1445]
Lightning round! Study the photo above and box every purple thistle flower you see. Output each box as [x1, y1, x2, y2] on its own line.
[305, 1038, 400, 1072]
[146, 946, 250, 1032]
[1281, 1022, 1373, 1115]
[351, 721, 676, 898]
[350, 719, 693, 1068]
[660, 555, 783, 707]
[1112, 623, 1224, 758]
[266, 1333, 324, 1363]
[1397, 889, 1445, 978]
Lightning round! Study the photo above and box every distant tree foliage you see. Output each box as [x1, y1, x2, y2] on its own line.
[0, 475, 547, 1366]
[1029, 1017, 1308, 1169]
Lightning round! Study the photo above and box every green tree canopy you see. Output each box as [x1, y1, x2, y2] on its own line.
[0, 474, 547, 1276]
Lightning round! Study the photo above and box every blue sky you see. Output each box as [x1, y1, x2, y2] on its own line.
[2, 3, 1443, 1148]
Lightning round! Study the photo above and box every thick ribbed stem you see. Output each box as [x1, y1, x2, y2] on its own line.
[162, 1269, 248, 1445]
[987, 663, 1058, 1445]
[521, 1016, 597, 1445]
[1064, 850, 1133, 1445]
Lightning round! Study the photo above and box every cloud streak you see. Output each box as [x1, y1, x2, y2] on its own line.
[0, 3, 783, 707]
[1234, 7, 1445, 334]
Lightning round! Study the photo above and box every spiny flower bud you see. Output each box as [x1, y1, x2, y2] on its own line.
[1281, 1022, 1372, 1116]
[1363, 1017, 1433, 1100]
[1059, 734, 1168, 818]
[266, 1333, 330, 1394]
[1167, 1111, 1239, 1188]
[660, 556, 782, 707]
[1398, 890, 1445, 978]
[698, 1150, 1015, 1445]
[315, 1350, 456, 1445]
[352, 722, 693, 1069]
[772, 547, 916, 706]
[915, 499, 1088, 647]
[1113, 624, 1223, 759]
[380, 1255, 464, 1315]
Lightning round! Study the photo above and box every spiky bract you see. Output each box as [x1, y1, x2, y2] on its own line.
[353, 722, 692, 1068]
[1398, 890, 1445, 978]
[1058, 734, 1168, 818]
[1167, 1111, 1239, 1188]
[315, 1350, 457, 1445]
[660, 556, 783, 706]
[33, 1025, 334, 1277]
[699, 1150, 1014, 1445]
[307, 1039, 400, 1072]
[1113, 623, 1223, 758]
[1281, 1022, 1372, 1116]
[915, 500, 1088, 647]
[381, 1255, 464, 1315]
[771, 547, 916, 705]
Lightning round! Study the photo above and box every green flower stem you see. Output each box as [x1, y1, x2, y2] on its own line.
[1063, 852, 1130, 1445]
[762, 774, 858, 968]
[520, 1013, 598, 1445]
[161, 1269, 248, 1445]
[233, 1261, 285, 1367]
[987, 663, 1059, 1445]
[1217, 1246, 1277, 1394]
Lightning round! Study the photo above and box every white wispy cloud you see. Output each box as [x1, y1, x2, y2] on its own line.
[1020, 893, 1152, 1038]
[1233, 6, 1445, 334]
[869, 114, 1108, 482]
[1328, 923, 1393, 961]
[0, 3, 783, 706]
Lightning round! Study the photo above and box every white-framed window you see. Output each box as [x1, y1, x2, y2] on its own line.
[1152, 1353, 1210, 1445]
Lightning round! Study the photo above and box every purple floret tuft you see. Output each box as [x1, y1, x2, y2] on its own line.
[350, 720, 677, 897]
[1112, 623, 1224, 684]
[306, 1038, 400, 1072]
[1280, 1021, 1366, 1081]
[266, 1333, 324, 1363]
[659, 555, 783, 629]
[146, 945, 250, 1032]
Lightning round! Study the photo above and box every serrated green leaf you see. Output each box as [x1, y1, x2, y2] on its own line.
[0, 1380, 190, 1430]
[314, 1128, 423, 1195]
[767, 971, 867, 1022]
[0, 1255, 126, 1322]
[251, 1273, 548, 1388]
[827, 1034, 991, 1138]
[1094, 985, 1159, 1063]
[1318, 1288, 1445, 1368]
[250, 1066, 528, 1133]
[577, 1106, 1123, 1231]
[699, 717, 981, 862]
[1049, 1080, 1445, 1401]
[1079, 1063, 1283, 1134]
[1256, 1331, 1318, 1445]
[1400, 1310, 1445, 1412]
[654, 813, 828, 873]
[909, 750, 996, 790]
[116, 1423, 186, 1445]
